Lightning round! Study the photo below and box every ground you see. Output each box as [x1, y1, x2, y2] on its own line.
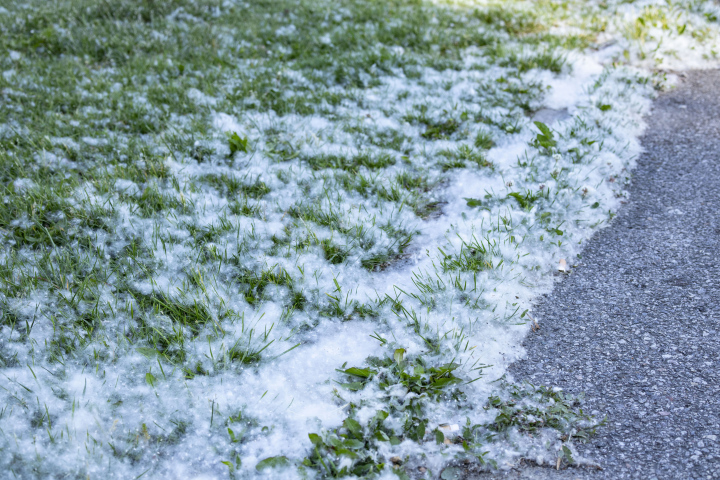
[0, 1, 719, 479]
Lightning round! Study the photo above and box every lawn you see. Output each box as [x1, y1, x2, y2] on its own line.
[0, 0, 718, 478]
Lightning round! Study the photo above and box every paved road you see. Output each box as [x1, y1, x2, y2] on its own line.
[489, 70, 720, 480]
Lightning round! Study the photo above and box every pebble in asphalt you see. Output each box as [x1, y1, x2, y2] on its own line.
[470, 69, 720, 480]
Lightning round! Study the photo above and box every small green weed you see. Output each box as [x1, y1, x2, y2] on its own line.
[305, 348, 472, 477]
[531, 121, 557, 152]
[227, 132, 249, 154]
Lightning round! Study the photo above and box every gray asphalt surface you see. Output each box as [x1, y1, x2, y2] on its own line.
[484, 70, 720, 479]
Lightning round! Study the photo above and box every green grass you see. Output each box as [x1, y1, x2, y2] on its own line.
[0, 0, 717, 477]
[203, 174, 271, 199]
[304, 152, 396, 171]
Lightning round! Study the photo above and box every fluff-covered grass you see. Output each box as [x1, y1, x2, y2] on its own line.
[0, 0, 718, 478]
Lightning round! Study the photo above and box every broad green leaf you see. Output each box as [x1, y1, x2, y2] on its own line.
[416, 422, 425, 439]
[334, 448, 358, 459]
[136, 347, 158, 358]
[533, 121, 552, 138]
[343, 418, 363, 438]
[308, 433, 322, 445]
[255, 456, 289, 471]
[339, 381, 365, 391]
[341, 367, 376, 378]
[343, 438, 365, 449]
